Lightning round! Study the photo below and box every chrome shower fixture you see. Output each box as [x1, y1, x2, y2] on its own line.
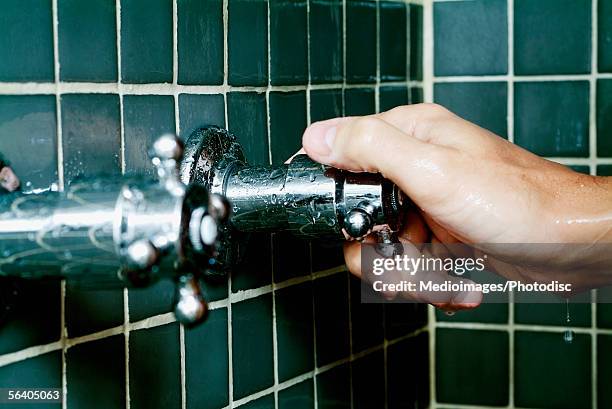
[180, 126, 408, 273]
[0, 134, 229, 326]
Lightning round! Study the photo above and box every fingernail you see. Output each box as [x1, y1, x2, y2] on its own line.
[324, 126, 337, 151]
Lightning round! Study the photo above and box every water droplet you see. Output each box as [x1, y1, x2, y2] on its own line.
[563, 329, 574, 344]
[309, 174, 316, 182]
[445, 310, 455, 316]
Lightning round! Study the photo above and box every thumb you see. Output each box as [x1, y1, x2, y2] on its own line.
[302, 116, 452, 203]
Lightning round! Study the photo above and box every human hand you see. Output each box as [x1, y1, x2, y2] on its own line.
[302, 104, 612, 309]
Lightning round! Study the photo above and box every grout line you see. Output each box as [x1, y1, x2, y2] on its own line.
[116, 0, 125, 174]
[590, 1, 598, 407]
[227, 256, 234, 407]
[507, 0, 514, 145]
[116, 2, 130, 404]
[51, 0, 64, 192]
[423, 1, 435, 408]
[375, 0, 381, 114]
[0, 81, 423, 96]
[60, 280, 67, 409]
[306, 0, 312, 128]
[180, 323, 186, 409]
[172, 0, 180, 134]
[50, 1, 67, 407]
[507, 2, 515, 406]
[434, 73, 612, 82]
[435, 320, 610, 334]
[124, 288, 131, 409]
[266, 0, 273, 166]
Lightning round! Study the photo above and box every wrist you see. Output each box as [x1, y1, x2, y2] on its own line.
[552, 174, 612, 244]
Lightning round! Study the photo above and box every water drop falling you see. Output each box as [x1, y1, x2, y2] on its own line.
[563, 299, 573, 344]
[563, 329, 574, 344]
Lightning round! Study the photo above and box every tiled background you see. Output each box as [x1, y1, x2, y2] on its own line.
[430, 0, 612, 409]
[0, 1, 427, 409]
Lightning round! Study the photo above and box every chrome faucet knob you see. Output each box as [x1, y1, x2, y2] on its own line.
[174, 274, 207, 325]
[344, 208, 373, 239]
[125, 239, 158, 269]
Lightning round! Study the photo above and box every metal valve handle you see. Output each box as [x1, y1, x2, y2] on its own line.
[0, 134, 230, 326]
[180, 126, 408, 274]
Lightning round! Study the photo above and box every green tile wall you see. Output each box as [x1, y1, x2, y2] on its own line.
[433, 1, 610, 409]
[0, 1, 426, 408]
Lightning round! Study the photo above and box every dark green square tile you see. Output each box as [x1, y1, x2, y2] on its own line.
[273, 233, 311, 282]
[410, 87, 424, 104]
[597, 165, 612, 176]
[201, 278, 229, 303]
[232, 232, 272, 291]
[58, 0, 117, 82]
[269, 91, 307, 165]
[128, 280, 175, 322]
[310, 89, 343, 123]
[515, 301, 591, 327]
[310, 0, 343, 84]
[384, 303, 426, 340]
[317, 363, 350, 409]
[65, 287, 124, 337]
[379, 2, 407, 82]
[121, 0, 173, 83]
[598, 287, 612, 328]
[0, 95, 57, 191]
[178, 94, 226, 139]
[0, 279, 60, 355]
[232, 294, 274, 399]
[185, 308, 229, 409]
[346, 1, 376, 84]
[241, 394, 275, 409]
[514, 0, 591, 75]
[0, 351, 61, 409]
[598, 334, 612, 409]
[177, 0, 223, 85]
[600, 0, 612, 72]
[435, 82, 508, 138]
[379, 86, 408, 112]
[515, 331, 591, 409]
[279, 379, 314, 409]
[310, 242, 344, 272]
[352, 351, 385, 409]
[597, 80, 612, 156]
[514, 81, 590, 157]
[344, 88, 375, 116]
[569, 164, 591, 174]
[130, 324, 180, 409]
[123, 95, 175, 177]
[409, 5, 423, 81]
[270, 0, 308, 85]
[436, 303, 508, 324]
[276, 282, 314, 381]
[67, 335, 125, 409]
[314, 273, 350, 366]
[228, 92, 270, 166]
[0, 0, 54, 82]
[388, 333, 429, 409]
[228, 0, 268, 86]
[61, 94, 121, 183]
[350, 276, 384, 353]
[434, 0, 507, 76]
[436, 328, 508, 406]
